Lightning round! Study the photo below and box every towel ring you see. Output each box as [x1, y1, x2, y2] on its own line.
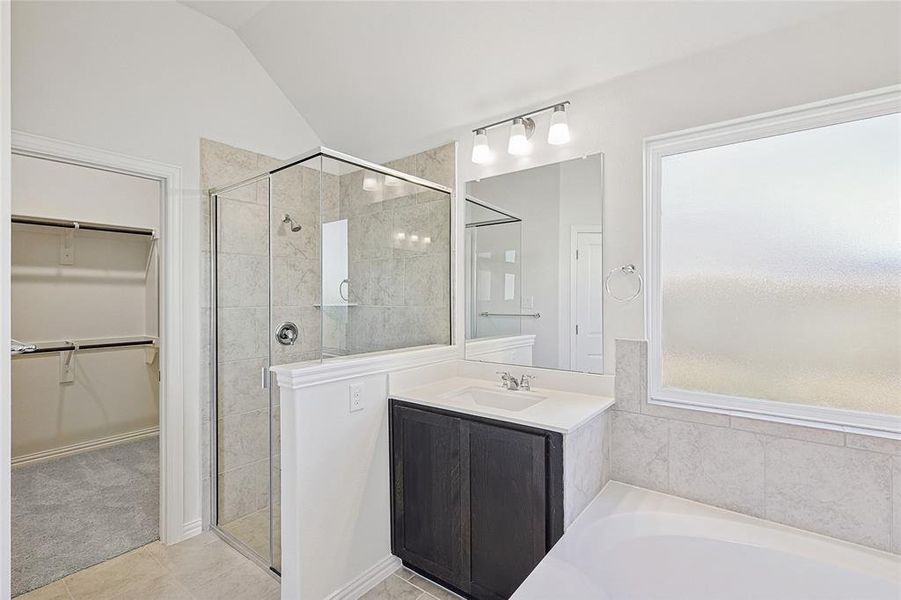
[605, 264, 642, 303]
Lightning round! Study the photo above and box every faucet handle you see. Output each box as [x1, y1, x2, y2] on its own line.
[496, 371, 513, 388]
[519, 374, 536, 390]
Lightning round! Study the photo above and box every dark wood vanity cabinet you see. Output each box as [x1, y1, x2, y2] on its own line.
[390, 399, 564, 600]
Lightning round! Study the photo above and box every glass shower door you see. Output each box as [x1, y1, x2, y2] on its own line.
[212, 175, 274, 564]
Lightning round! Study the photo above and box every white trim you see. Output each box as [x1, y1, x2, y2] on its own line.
[643, 85, 901, 437]
[271, 344, 458, 390]
[569, 225, 602, 371]
[465, 334, 536, 359]
[0, 4, 11, 597]
[182, 518, 203, 539]
[11, 426, 160, 467]
[10, 131, 191, 542]
[325, 554, 402, 600]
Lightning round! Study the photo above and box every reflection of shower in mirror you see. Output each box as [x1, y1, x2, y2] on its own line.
[282, 213, 302, 232]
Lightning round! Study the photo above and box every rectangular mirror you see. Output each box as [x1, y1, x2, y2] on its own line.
[465, 153, 605, 373]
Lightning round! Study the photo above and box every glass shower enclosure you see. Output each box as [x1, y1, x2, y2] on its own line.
[209, 148, 452, 574]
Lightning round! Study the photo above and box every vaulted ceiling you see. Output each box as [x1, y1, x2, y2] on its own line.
[183, 1, 845, 161]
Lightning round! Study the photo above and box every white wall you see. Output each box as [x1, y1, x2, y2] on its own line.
[454, 3, 901, 371]
[11, 0, 321, 534]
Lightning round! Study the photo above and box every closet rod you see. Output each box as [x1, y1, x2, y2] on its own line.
[11, 337, 156, 355]
[12, 215, 155, 237]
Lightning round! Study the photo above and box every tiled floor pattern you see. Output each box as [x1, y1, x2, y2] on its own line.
[16, 532, 279, 600]
[220, 508, 270, 559]
[362, 567, 463, 600]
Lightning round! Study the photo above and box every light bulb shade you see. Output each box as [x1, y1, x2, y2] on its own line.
[547, 105, 570, 145]
[507, 118, 530, 155]
[471, 129, 491, 164]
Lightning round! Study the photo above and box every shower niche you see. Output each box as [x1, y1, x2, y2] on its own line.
[208, 146, 453, 572]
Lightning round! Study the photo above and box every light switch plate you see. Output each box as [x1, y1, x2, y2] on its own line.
[349, 383, 363, 412]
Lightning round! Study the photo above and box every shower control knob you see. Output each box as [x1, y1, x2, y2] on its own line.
[275, 322, 299, 346]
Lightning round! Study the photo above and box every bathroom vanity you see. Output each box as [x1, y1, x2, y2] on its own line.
[388, 374, 613, 600]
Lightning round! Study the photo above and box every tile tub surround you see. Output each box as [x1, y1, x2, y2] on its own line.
[563, 410, 610, 529]
[16, 533, 279, 600]
[612, 338, 901, 553]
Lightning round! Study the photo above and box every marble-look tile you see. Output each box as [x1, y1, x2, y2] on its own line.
[563, 411, 609, 528]
[360, 574, 422, 600]
[321, 305, 348, 353]
[765, 438, 892, 551]
[614, 339, 645, 413]
[217, 408, 269, 473]
[610, 410, 669, 491]
[371, 258, 405, 306]
[729, 416, 845, 446]
[109, 574, 194, 600]
[413, 143, 455, 189]
[348, 260, 373, 305]
[394, 567, 416, 581]
[393, 201, 434, 257]
[220, 508, 270, 559]
[845, 433, 901, 455]
[64, 547, 167, 600]
[188, 561, 279, 600]
[270, 162, 306, 213]
[404, 253, 450, 307]
[15, 581, 72, 600]
[272, 256, 319, 308]
[200, 139, 261, 203]
[216, 307, 267, 363]
[217, 357, 269, 417]
[270, 305, 320, 364]
[272, 214, 320, 260]
[349, 210, 392, 261]
[669, 421, 765, 516]
[217, 199, 268, 256]
[218, 460, 269, 523]
[216, 253, 268, 308]
[409, 574, 462, 600]
[271, 404, 281, 459]
[893, 456, 901, 553]
[199, 251, 211, 309]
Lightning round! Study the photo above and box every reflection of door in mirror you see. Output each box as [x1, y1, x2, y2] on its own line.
[465, 153, 604, 374]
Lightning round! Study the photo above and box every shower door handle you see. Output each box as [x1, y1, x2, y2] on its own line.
[261, 366, 270, 390]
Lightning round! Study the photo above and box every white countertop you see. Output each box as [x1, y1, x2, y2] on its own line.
[390, 376, 614, 434]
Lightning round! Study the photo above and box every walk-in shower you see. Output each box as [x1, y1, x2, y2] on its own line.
[209, 147, 453, 573]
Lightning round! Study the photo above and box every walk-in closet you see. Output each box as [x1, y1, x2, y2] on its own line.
[9, 153, 161, 596]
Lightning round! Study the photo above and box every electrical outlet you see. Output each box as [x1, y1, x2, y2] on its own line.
[349, 383, 363, 413]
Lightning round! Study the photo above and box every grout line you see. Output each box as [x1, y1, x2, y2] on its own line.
[61, 579, 76, 600]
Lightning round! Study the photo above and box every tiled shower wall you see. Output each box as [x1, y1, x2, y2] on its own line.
[342, 144, 454, 354]
[199, 140, 454, 529]
[612, 339, 901, 554]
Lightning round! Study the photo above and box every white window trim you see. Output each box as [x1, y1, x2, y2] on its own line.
[643, 85, 901, 438]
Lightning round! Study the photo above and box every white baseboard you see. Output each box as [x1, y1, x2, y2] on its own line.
[181, 518, 203, 542]
[11, 426, 159, 467]
[326, 554, 402, 600]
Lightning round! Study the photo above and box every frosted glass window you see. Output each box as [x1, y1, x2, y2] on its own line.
[659, 113, 900, 416]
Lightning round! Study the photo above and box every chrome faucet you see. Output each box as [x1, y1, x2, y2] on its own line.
[496, 371, 519, 390]
[497, 372, 536, 391]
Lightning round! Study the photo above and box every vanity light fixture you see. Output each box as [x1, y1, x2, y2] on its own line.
[507, 117, 533, 156]
[547, 103, 570, 145]
[471, 128, 491, 164]
[470, 100, 571, 163]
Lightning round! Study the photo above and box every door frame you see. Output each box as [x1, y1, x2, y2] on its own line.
[569, 226, 602, 371]
[10, 130, 189, 544]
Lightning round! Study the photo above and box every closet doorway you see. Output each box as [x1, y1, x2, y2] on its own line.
[7, 135, 182, 597]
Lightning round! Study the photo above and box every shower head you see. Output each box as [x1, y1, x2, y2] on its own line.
[282, 214, 302, 233]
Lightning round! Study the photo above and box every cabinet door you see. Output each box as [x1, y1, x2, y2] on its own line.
[391, 405, 470, 592]
[469, 421, 547, 600]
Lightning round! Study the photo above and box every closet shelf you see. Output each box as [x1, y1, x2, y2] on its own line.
[11, 335, 157, 355]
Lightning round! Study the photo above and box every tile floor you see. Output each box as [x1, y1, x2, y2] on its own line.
[16, 532, 279, 600]
[361, 568, 463, 600]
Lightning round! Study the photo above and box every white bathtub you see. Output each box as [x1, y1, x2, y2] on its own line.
[513, 482, 901, 600]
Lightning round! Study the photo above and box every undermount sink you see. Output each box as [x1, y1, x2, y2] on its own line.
[439, 386, 547, 412]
